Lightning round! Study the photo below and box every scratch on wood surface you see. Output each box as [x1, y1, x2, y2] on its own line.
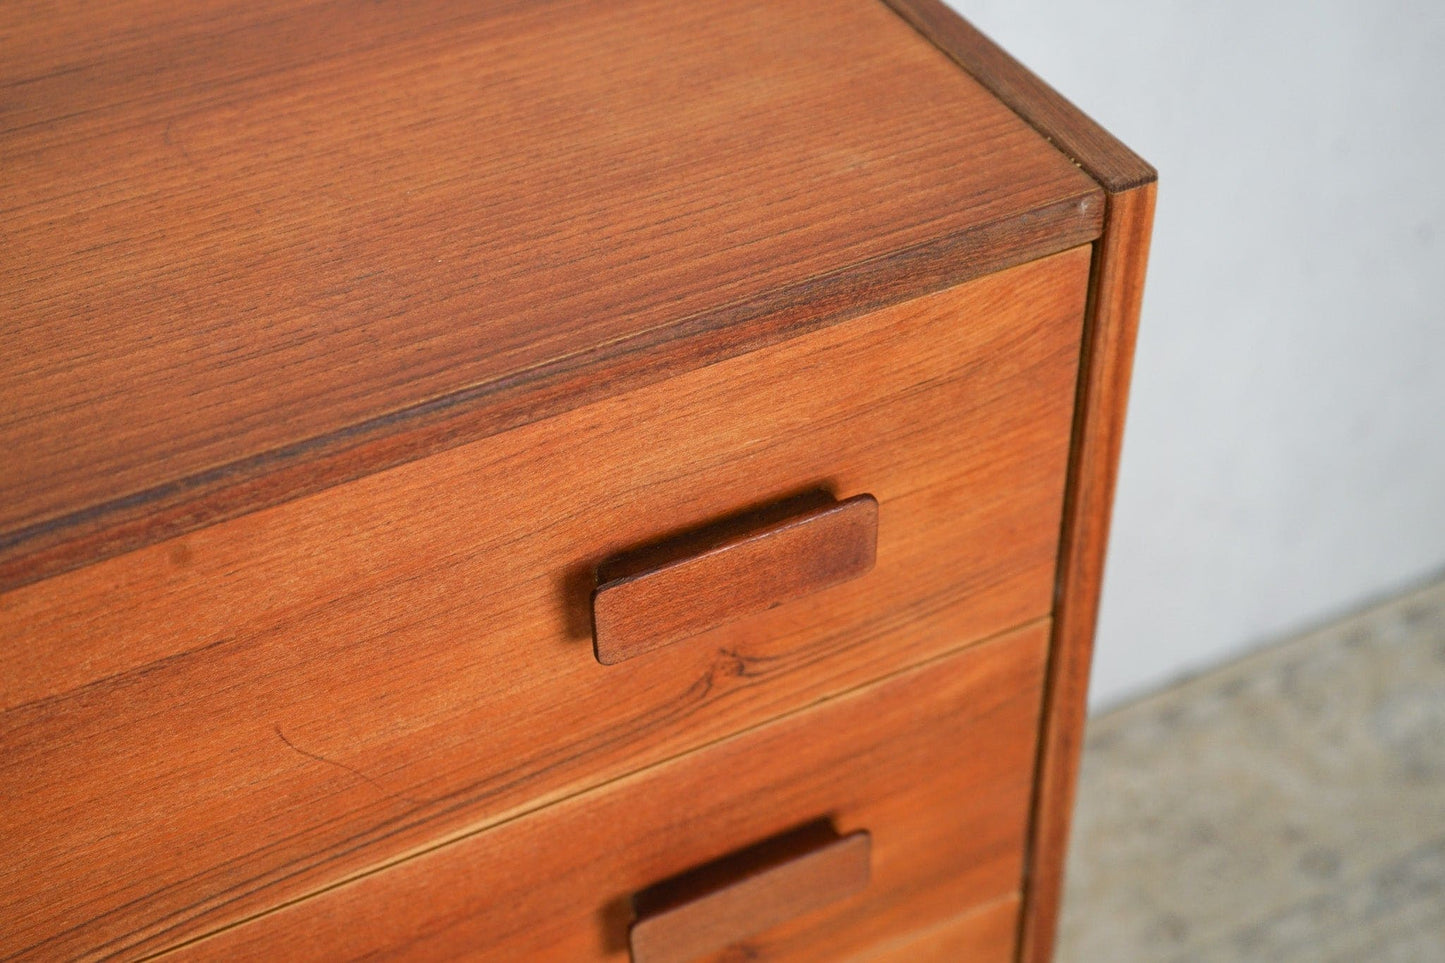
[273, 724, 427, 807]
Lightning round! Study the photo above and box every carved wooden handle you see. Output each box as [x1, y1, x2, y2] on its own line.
[629, 823, 871, 963]
[592, 494, 879, 665]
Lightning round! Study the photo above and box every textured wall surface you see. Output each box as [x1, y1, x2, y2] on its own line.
[949, 0, 1445, 707]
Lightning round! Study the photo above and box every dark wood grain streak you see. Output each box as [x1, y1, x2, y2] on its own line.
[0, 0, 1103, 594]
[880, 0, 1157, 192]
[1021, 185, 1156, 963]
[594, 495, 878, 666]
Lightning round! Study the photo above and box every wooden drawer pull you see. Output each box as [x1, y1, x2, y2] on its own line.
[630, 823, 871, 963]
[592, 493, 878, 665]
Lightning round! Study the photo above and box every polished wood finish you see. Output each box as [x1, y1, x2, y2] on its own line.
[881, 0, 1156, 191]
[166, 624, 1048, 961]
[0, 0, 1105, 594]
[630, 824, 871, 963]
[861, 895, 1021, 963]
[876, 6, 1159, 958]
[0, 251, 1089, 960]
[3, 4, 1154, 959]
[594, 495, 878, 665]
[1021, 185, 1157, 963]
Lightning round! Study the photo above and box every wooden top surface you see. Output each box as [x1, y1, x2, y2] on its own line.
[0, 0, 1102, 589]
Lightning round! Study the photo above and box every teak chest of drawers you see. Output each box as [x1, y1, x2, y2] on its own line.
[0, 1, 1154, 960]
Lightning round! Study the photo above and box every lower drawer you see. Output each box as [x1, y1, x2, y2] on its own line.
[173, 621, 1048, 961]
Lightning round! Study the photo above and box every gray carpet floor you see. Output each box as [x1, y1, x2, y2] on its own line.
[1057, 576, 1445, 962]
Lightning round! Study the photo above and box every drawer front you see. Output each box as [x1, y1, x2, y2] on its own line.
[0, 247, 1089, 959]
[174, 622, 1048, 961]
[858, 895, 1022, 963]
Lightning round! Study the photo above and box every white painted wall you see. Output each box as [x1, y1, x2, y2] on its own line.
[946, 0, 1445, 708]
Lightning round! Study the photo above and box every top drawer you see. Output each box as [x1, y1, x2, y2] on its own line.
[0, 246, 1090, 959]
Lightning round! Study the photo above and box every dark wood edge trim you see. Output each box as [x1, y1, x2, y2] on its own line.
[0, 193, 1101, 596]
[879, 0, 1157, 192]
[1018, 182, 1156, 962]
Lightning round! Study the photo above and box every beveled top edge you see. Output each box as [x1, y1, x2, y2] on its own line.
[882, 0, 1157, 193]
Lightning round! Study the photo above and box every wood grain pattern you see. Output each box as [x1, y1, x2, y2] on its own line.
[860, 894, 1021, 963]
[0, 250, 1089, 961]
[0, 0, 1103, 593]
[594, 495, 878, 665]
[630, 824, 871, 963]
[1020, 184, 1156, 963]
[163, 623, 1048, 961]
[881, 0, 1157, 192]
[871, 7, 1158, 958]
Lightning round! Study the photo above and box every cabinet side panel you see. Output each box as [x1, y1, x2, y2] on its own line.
[872, 5, 1158, 958]
[1022, 183, 1156, 962]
